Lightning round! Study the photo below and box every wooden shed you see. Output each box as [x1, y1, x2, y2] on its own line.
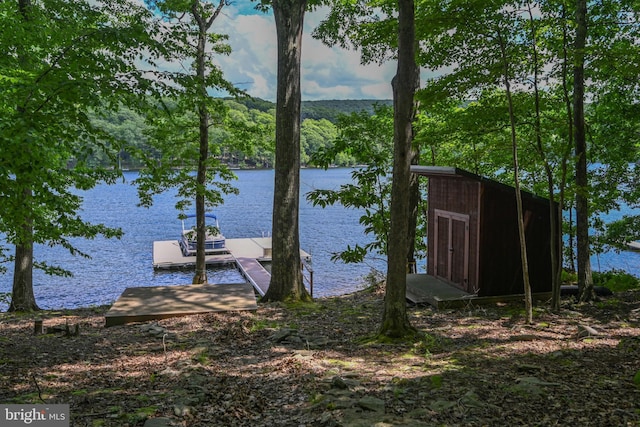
[411, 166, 559, 297]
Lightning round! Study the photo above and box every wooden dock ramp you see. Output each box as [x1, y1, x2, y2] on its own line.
[235, 257, 271, 296]
[105, 283, 257, 327]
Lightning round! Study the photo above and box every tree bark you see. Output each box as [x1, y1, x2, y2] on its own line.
[557, 3, 574, 308]
[11, 243, 38, 312]
[263, 0, 310, 302]
[10, 188, 39, 312]
[406, 148, 420, 274]
[9, 0, 39, 312]
[574, 0, 595, 301]
[406, 85, 421, 274]
[193, 8, 209, 284]
[527, 5, 562, 311]
[496, 28, 533, 324]
[379, 0, 416, 338]
[190, 0, 225, 284]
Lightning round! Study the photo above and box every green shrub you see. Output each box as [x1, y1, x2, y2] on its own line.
[0, 292, 10, 306]
[592, 269, 640, 292]
[561, 270, 577, 284]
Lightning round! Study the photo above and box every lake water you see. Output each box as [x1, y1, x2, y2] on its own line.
[1, 168, 638, 311]
[0, 168, 388, 310]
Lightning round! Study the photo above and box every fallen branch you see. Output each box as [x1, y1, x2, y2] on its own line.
[31, 374, 47, 404]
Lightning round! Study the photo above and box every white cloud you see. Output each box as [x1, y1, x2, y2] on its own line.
[210, 11, 277, 98]
[212, 6, 396, 101]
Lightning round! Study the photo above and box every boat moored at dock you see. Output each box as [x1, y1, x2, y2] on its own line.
[179, 213, 226, 256]
[627, 241, 640, 251]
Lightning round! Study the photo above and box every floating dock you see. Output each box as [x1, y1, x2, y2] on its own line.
[152, 240, 235, 269]
[152, 237, 311, 297]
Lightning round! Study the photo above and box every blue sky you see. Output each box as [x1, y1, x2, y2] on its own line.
[211, 4, 398, 101]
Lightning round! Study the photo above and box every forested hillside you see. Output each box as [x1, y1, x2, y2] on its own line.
[232, 97, 393, 122]
[301, 99, 393, 122]
[92, 98, 390, 170]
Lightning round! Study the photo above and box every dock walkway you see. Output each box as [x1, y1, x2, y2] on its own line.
[152, 240, 235, 269]
[151, 236, 311, 298]
[235, 257, 271, 296]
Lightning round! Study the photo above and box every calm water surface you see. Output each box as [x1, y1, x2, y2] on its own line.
[1, 168, 638, 310]
[0, 168, 387, 310]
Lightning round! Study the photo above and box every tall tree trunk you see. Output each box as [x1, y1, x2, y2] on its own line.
[406, 87, 421, 274]
[574, 0, 595, 301]
[497, 28, 533, 324]
[193, 18, 209, 284]
[263, 0, 310, 302]
[379, 0, 416, 338]
[190, 0, 225, 284]
[9, 0, 39, 312]
[559, 2, 574, 296]
[527, 5, 562, 311]
[406, 148, 420, 274]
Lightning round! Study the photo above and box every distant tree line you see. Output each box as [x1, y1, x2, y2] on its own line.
[88, 98, 391, 170]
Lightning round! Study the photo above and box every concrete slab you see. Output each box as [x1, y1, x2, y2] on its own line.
[105, 283, 257, 327]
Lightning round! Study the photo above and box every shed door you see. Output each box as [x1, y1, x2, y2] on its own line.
[434, 210, 470, 290]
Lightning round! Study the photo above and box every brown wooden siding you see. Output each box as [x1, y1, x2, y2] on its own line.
[427, 177, 480, 293]
[425, 174, 556, 297]
[477, 183, 554, 296]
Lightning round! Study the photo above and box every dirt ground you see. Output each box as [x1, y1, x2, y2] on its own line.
[1, 284, 639, 427]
